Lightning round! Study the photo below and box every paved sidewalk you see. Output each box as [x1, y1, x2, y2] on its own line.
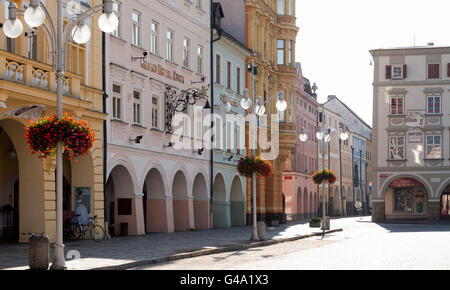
[0, 219, 344, 270]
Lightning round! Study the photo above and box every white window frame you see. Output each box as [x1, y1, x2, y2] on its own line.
[425, 135, 442, 159]
[390, 96, 405, 115]
[151, 95, 159, 129]
[133, 90, 142, 125]
[277, 40, 285, 65]
[112, 83, 122, 120]
[167, 29, 175, 62]
[197, 45, 203, 74]
[427, 95, 441, 115]
[391, 65, 403, 80]
[132, 10, 142, 46]
[151, 21, 159, 55]
[183, 37, 190, 68]
[112, 0, 121, 38]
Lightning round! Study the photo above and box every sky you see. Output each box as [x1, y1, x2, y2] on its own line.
[295, 0, 450, 126]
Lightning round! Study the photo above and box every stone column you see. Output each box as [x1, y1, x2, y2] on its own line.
[428, 201, 441, 221]
[371, 201, 385, 222]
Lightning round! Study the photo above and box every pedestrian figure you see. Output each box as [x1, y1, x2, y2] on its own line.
[75, 193, 89, 226]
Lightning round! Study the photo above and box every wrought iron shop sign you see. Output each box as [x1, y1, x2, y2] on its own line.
[165, 86, 209, 133]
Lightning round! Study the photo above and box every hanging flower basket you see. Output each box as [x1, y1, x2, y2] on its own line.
[254, 157, 273, 178]
[312, 169, 337, 185]
[237, 157, 256, 177]
[237, 157, 273, 178]
[25, 113, 95, 160]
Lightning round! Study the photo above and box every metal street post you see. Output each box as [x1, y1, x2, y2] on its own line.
[241, 61, 287, 241]
[2, 0, 119, 269]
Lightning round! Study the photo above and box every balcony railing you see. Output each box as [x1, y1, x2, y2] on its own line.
[277, 15, 296, 26]
[0, 50, 82, 100]
[279, 122, 296, 133]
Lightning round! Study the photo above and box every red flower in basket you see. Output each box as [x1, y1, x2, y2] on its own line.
[312, 169, 337, 185]
[25, 113, 95, 160]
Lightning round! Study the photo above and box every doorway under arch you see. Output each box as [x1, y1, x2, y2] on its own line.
[192, 173, 209, 230]
[172, 171, 190, 232]
[143, 168, 168, 233]
[212, 173, 229, 228]
[230, 176, 245, 226]
[0, 119, 44, 243]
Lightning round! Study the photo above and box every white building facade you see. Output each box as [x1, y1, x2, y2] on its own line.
[370, 46, 450, 222]
[104, 0, 212, 235]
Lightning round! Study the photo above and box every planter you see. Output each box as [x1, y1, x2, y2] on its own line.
[309, 221, 321, 228]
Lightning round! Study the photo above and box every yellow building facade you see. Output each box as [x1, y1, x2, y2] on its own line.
[244, 0, 299, 223]
[0, 0, 105, 243]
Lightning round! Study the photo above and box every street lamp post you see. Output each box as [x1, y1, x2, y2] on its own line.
[240, 61, 287, 241]
[2, 0, 119, 269]
[299, 105, 348, 236]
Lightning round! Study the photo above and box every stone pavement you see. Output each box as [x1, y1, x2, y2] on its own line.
[0, 219, 343, 270]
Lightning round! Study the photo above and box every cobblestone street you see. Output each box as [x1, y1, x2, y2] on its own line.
[0, 219, 334, 270]
[136, 217, 450, 270]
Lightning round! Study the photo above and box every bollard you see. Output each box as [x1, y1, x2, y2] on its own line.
[257, 221, 266, 241]
[29, 234, 49, 270]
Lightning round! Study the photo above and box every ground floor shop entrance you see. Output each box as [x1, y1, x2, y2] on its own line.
[441, 186, 450, 219]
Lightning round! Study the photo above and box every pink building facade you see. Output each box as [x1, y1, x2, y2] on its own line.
[282, 63, 319, 220]
[104, 0, 211, 236]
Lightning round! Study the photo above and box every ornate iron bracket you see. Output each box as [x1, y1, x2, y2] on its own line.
[165, 85, 209, 133]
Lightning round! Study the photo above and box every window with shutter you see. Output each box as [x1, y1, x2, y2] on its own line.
[386, 65, 392, 79]
[428, 64, 440, 79]
[447, 63, 450, 77]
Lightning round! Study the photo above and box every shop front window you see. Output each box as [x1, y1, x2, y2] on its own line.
[394, 189, 413, 213]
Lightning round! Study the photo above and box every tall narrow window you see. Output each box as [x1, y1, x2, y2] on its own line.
[288, 40, 293, 66]
[277, 40, 285, 65]
[215, 54, 221, 84]
[151, 21, 159, 55]
[226, 122, 232, 153]
[277, 0, 285, 15]
[112, 83, 122, 120]
[428, 64, 440, 79]
[289, 92, 293, 122]
[288, 0, 293, 15]
[112, 1, 121, 37]
[390, 96, 404, 115]
[132, 10, 141, 46]
[183, 37, 190, 68]
[426, 135, 442, 159]
[152, 96, 159, 129]
[236, 67, 241, 95]
[227, 61, 232, 89]
[133, 90, 142, 125]
[427, 96, 441, 114]
[197, 46, 203, 74]
[389, 136, 405, 160]
[236, 124, 241, 155]
[167, 30, 174, 61]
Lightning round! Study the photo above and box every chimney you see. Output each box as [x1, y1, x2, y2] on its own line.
[328, 95, 336, 101]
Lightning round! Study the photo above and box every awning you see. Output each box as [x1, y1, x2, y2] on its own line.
[389, 178, 423, 188]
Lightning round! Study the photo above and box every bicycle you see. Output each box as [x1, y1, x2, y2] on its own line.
[70, 214, 105, 242]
